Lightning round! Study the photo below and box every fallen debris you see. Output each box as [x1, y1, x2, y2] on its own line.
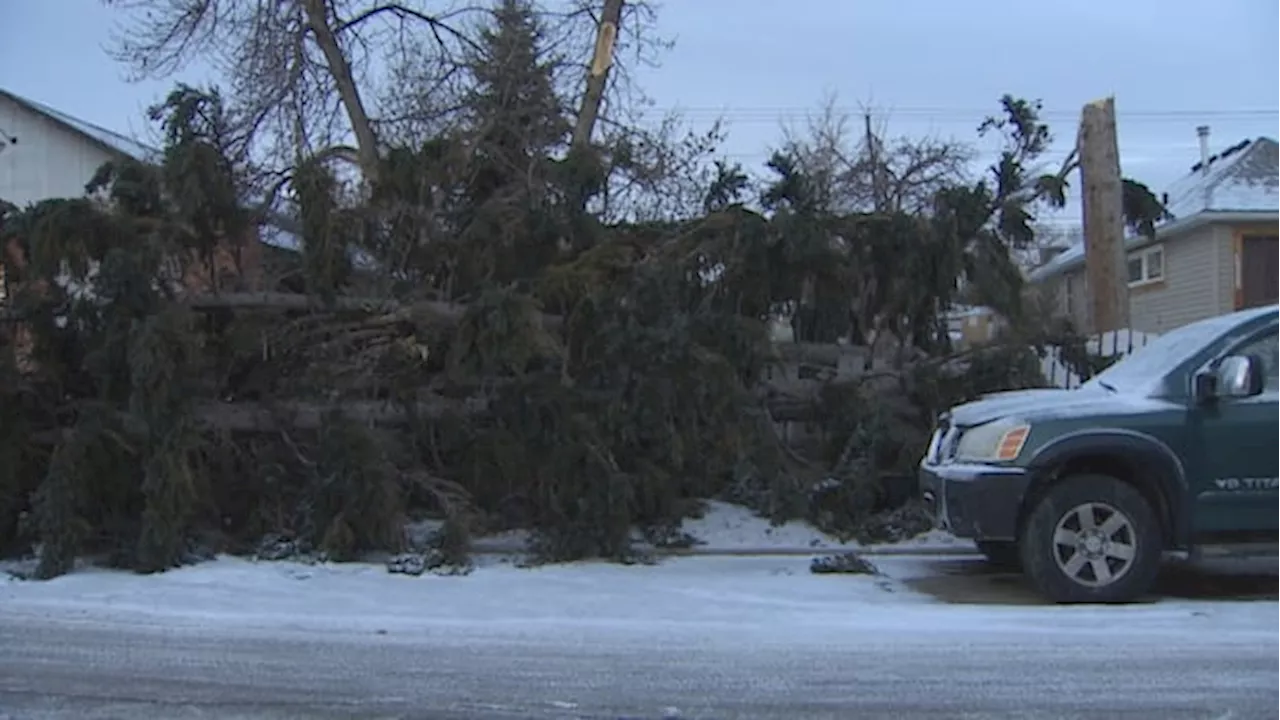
[810, 551, 879, 575]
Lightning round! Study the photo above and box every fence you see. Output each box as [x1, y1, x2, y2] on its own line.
[1040, 327, 1159, 389]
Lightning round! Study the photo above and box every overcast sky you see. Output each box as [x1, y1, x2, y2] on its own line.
[3, 0, 1277, 227]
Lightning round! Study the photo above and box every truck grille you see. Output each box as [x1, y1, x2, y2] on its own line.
[926, 418, 960, 465]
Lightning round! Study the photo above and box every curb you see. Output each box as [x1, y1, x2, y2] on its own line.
[468, 543, 979, 558]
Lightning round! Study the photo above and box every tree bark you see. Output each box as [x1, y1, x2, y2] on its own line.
[302, 0, 382, 185]
[193, 396, 485, 431]
[1077, 97, 1130, 333]
[181, 291, 566, 332]
[195, 395, 838, 430]
[570, 0, 623, 151]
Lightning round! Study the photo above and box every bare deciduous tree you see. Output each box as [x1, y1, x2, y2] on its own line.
[780, 93, 975, 215]
[101, 0, 485, 184]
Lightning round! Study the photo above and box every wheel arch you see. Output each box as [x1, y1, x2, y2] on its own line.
[1020, 429, 1190, 549]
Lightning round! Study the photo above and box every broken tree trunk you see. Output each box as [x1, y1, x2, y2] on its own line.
[193, 395, 487, 431]
[182, 292, 565, 332]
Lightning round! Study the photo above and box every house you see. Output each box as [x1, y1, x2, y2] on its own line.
[0, 87, 291, 296]
[1028, 128, 1279, 335]
[942, 304, 1006, 348]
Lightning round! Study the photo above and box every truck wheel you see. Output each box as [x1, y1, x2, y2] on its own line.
[975, 541, 1021, 570]
[1020, 474, 1162, 604]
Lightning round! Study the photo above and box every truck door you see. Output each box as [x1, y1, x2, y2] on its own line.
[1192, 325, 1280, 534]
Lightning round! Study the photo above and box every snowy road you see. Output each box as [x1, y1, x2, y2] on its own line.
[1, 614, 1275, 720]
[2, 555, 1276, 719]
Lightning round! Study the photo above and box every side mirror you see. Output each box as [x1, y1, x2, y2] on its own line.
[1193, 370, 1218, 403]
[1216, 354, 1264, 398]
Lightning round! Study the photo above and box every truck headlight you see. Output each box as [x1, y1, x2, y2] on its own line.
[954, 418, 1030, 463]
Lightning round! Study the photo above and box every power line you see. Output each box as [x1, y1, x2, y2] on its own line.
[644, 105, 1278, 117]
[713, 147, 1203, 161]
[637, 106, 1278, 123]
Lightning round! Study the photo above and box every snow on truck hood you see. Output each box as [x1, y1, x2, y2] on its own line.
[945, 386, 1165, 428]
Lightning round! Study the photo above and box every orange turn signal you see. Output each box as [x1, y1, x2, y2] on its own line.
[994, 425, 1030, 461]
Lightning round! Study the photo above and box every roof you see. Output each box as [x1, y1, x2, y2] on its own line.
[1028, 136, 1279, 283]
[1164, 136, 1279, 218]
[0, 88, 157, 163]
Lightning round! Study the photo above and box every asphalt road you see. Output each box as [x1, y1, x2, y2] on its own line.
[0, 609, 1275, 720]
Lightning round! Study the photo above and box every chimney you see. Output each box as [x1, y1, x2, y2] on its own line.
[1196, 125, 1211, 174]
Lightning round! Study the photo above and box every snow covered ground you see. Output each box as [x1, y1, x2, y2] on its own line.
[3, 552, 1274, 640]
[455, 499, 971, 556]
[1, 553, 1276, 719]
[673, 500, 966, 553]
[1, 552, 1273, 646]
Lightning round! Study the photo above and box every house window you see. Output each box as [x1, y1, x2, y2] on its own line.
[1064, 274, 1075, 315]
[1127, 246, 1164, 286]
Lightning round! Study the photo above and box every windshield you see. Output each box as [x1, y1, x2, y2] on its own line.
[1080, 313, 1242, 392]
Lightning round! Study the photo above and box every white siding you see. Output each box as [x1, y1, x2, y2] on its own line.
[1038, 222, 1249, 335]
[0, 94, 117, 207]
[1128, 225, 1222, 333]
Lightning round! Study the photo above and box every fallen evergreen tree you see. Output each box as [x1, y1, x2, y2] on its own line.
[0, 4, 1168, 579]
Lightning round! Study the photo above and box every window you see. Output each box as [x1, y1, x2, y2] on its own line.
[1064, 274, 1075, 315]
[1126, 257, 1144, 283]
[1146, 248, 1163, 279]
[1127, 246, 1164, 286]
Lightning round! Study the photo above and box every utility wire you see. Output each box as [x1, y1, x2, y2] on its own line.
[637, 106, 1278, 123]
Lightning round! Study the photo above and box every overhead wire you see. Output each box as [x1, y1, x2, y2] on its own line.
[638, 106, 1278, 123]
[643, 105, 1275, 165]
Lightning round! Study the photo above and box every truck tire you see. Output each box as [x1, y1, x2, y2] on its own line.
[1020, 473, 1162, 604]
[975, 540, 1021, 570]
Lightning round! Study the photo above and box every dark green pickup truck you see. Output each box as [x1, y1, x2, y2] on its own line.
[919, 304, 1279, 603]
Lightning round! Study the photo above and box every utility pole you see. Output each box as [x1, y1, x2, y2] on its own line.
[571, 0, 624, 151]
[863, 112, 885, 212]
[1077, 96, 1129, 333]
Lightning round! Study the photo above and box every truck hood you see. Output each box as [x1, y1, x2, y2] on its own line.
[946, 387, 1156, 427]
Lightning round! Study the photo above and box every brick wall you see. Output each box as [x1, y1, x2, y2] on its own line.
[1, 223, 268, 372]
[177, 225, 266, 294]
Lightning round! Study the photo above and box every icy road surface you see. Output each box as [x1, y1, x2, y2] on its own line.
[1, 555, 1276, 719]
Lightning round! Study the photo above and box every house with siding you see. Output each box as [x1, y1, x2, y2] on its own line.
[0, 87, 306, 297]
[1027, 129, 1279, 335]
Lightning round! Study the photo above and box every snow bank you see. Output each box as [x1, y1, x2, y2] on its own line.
[3, 554, 1273, 648]
[417, 499, 973, 556]
[1, 555, 913, 638]
[678, 500, 971, 553]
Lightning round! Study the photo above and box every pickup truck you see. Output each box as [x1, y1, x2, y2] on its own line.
[919, 304, 1279, 603]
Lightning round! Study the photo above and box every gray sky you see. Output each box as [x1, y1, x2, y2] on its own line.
[3, 0, 1277, 226]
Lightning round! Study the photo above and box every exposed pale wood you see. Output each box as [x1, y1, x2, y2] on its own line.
[1078, 97, 1130, 333]
[570, 0, 624, 151]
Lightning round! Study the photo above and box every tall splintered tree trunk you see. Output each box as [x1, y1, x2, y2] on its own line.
[301, 0, 381, 185]
[1077, 97, 1129, 334]
[570, 0, 624, 151]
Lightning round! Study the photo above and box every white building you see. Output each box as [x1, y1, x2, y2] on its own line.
[0, 89, 159, 208]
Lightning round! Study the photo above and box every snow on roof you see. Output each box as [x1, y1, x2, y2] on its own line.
[1028, 136, 1279, 283]
[0, 88, 158, 163]
[1164, 136, 1279, 218]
